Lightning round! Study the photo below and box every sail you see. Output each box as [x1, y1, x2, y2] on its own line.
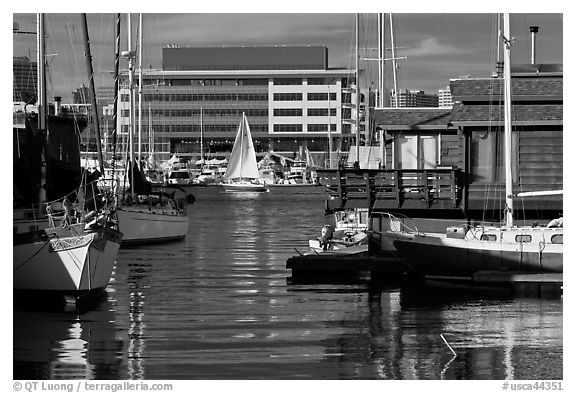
[224, 114, 260, 180]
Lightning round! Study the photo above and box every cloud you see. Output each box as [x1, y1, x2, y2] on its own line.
[402, 37, 466, 58]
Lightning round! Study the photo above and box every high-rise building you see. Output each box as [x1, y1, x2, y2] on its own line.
[438, 86, 454, 108]
[117, 46, 367, 162]
[13, 57, 37, 105]
[390, 89, 439, 108]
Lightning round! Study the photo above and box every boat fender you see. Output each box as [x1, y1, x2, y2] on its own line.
[83, 210, 97, 222]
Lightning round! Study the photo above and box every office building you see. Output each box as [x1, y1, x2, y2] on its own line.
[438, 86, 454, 108]
[117, 46, 365, 162]
[390, 89, 439, 108]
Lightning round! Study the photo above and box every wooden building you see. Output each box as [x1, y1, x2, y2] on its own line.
[320, 64, 563, 222]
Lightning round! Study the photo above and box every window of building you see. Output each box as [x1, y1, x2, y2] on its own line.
[308, 108, 337, 117]
[308, 93, 328, 101]
[274, 108, 302, 117]
[273, 78, 302, 85]
[395, 134, 439, 169]
[239, 79, 268, 86]
[273, 124, 303, 132]
[120, 94, 130, 102]
[308, 124, 336, 132]
[121, 109, 130, 117]
[273, 93, 302, 101]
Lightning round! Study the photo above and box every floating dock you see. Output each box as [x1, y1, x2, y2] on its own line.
[286, 251, 562, 297]
[286, 248, 408, 282]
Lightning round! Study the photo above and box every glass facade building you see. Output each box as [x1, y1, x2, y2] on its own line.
[117, 46, 362, 162]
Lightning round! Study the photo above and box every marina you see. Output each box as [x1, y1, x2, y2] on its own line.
[13, 188, 563, 380]
[13, 12, 563, 382]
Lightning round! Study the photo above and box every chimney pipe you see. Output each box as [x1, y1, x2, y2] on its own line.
[54, 96, 62, 116]
[530, 26, 539, 65]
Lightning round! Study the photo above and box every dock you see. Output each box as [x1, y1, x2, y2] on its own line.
[286, 249, 408, 282]
[286, 252, 562, 297]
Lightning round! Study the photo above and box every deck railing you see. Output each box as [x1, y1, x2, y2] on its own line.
[317, 168, 464, 211]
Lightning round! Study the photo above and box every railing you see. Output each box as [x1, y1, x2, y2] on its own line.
[317, 168, 463, 211]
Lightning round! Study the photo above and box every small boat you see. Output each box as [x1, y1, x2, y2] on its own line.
[308, 208, 369, 253]
[113, 14, 190, 245]
[222, 113, 268, 192]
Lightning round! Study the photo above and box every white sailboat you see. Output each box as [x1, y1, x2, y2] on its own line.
[13, 14, 122, 303]
[222, 113, 268, 192]
[382, 14, 563, 278]
[115, 13, 189, 245]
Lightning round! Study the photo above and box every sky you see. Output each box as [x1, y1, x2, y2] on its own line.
[11, 11, 564, 103]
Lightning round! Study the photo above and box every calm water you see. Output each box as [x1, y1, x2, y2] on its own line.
[13, 188, 563, 380]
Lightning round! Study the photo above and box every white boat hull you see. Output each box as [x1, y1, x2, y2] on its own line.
[222, 181, 268, 192]
[383, 230, 563, 276]
[117, 207, 189, 245]
[13, 225, 122, 294]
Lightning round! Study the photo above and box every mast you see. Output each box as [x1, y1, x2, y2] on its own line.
[81, 13, 105, 175]
[502, 13, 514, 227]
[389, 14, 399, 108]
[111, 14, 121, 177]
[123, 13, 136, 199]
[378, 13, 384, 108]
[148, 103, 153, 165]
[37, 13, 47, 209]
[138, 13, 143, 168]
[200, 107, 204, 163]
[355, 13, 360, 167]
[328, 85, 333, 169]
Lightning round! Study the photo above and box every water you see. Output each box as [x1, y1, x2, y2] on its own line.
[13, 188, 563, 380]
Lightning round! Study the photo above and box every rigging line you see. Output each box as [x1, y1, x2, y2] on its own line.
[14, 233, 57, 272]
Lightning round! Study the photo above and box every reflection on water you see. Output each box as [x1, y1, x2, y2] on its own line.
[13, 188, 563, 380]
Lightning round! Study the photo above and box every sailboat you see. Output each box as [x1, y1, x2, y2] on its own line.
[381, 14, 563, 278]
[115, 13, 189, 245]
[222, 113, 268, 192]
[13, 14, 122, 303]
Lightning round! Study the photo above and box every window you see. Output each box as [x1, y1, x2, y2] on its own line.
[273, 124, 302, 132]
[515, 234, 532, 243]
[308, 93, 328, 101]
[308, 124, 336, 132]
[273, 78, 302, 85]
[273, 93, 302, 101]
[274, 108, 302, 116]
[551, 234, 563, 244]
[308, 108, 337, 117]
[120, 94, 130, 102]
[395, 134, 439, 169]
[481, 234, 497, 241]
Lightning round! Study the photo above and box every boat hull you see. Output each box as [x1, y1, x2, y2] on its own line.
[13, 225, 122, 295]
[117, 207, 189, 245]
[222, 182, 268, 192]
[384, 231, 563, 276]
